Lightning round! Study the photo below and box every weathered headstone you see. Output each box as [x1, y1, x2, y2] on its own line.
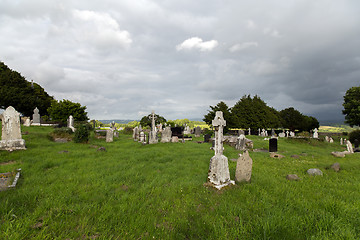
[278, 130, 285, 138]
[235, 134, 246, 151]
[340, 138, 343, 145]
[248, 128, 251, 135]
[207, 111, 235, 190]
[235, 150, 252, 183]
[313, 128, 318, 138]
[258, 128, 261, 136]
[325, 136, 329, 142]
[67, 115, 75, 132]
[204, 133, 212, 143]
[171, 136, 179, 143]
[0, 106, 26, 150]
[133, 126, 139, 141]
[149, 111, 158, 144]
[106, 129, 114, 142]
[139, 131, 146, 143]
[271, 129, 275, 137]
[261, 129, 266, 137]
[32, 107, 41, 125]
[286, 130, 289, 137]
[289, 131, 295, 137]
[346, 140, 354, 153]
[161, 126, 172, 143]
[24, 118, 31, 127]
[269, 137, 277, 152]
[194, 126, 201, 138]
[183, 125, 191, 135]
[329, 137, 334, 143]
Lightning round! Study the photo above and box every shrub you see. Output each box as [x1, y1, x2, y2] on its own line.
[297, 131, 311, 137]
[123, 127, 133, 135]
[74, 124, 90, 143]
[349, 129, 360, 143]
[48, 127, 73, 141]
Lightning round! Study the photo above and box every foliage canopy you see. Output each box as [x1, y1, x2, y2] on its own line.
[139, 113, 167, 127]
[342, 86, 360, 127]
[47, 99, 89, 123]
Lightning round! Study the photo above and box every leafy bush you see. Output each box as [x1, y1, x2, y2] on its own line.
[123, 127, 133, 135]
[297, 131, 311, 137]
[349, 129, 360, 143]
[74, 124, 90, 143]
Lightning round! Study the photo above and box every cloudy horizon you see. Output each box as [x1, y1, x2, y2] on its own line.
[1, 0, 359, 123]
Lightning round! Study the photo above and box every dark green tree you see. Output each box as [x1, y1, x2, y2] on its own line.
[203, 101, 232, 132]
[231, 95, 281, 129]
[0, 61, 54, 116]
[47, 99, 89, 123]
[139, 114, 167, 127]
[280, 107, 319, 132]
[342, 86, 360, 127]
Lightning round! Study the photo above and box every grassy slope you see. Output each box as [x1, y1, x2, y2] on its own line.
[0, 126, 359, 239]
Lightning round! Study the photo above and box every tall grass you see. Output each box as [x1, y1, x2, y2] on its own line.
[0, 126, 359, 239]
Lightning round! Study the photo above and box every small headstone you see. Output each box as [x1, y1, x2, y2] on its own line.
[269, 137, 277, 152]
[325, 136, 329, 142]
[289, 131, 295, 137]
[235, 134, 246, 151]
[261, 129, 266, 137]
[271, 129, 275, 136]
[171, 136, 179, 143]
[235, 150, 252, 183]
[346, 140, 354, 153]
[248, 128, 251, 135]
[24, 118, 31, 127]
[307, 168, 323, 176]
[286, 131, 289, 137]
[133, 126, 139, 141]
[286, 174, 300, 181]
[161, 126, 172, 143]
[204, 133, 212, 143]
[194, 126, 201, 137]
[106, 129, 114, 142]
[340, 138, 343, 145]
[32, 107, 41, 125]
[278, 131, 285, 138]
[313, 128, 318, 138]
[114, 131, 119, 138]
[329, 137, 334, 143]
[258, 128, 261, 136]
[0, 106, 26, 151]
[139, 131, 146, 144]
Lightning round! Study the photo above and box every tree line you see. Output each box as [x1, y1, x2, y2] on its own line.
[203, 95, 319, 132]
[0, 61, 88, 123]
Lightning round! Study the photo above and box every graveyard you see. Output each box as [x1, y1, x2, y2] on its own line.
[1, 121, 360, 239]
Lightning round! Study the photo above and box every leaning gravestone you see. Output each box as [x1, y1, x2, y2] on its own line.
[106, 129, 114, 142]
[194, 126, 201, 137]
[32, 107, 41, 125]
[0, 106, 26, 150]
[235, 150, 253, 183]
[269, 137, 277, 152]
[207, 111, 235, 190]
[161, 126, 172, 143]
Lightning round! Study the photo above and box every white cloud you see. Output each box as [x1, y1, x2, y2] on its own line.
[71, 9, 132, 50]
[176, 37, 218, 52]
[229, 42, 258, 52]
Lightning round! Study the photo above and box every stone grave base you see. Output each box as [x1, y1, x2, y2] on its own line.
[0, 139, 26, 151]
[208, 155, 235, 190]
[0, 169, 21, 191]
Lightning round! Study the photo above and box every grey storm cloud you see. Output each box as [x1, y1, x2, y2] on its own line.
[1, 0, 360, 122]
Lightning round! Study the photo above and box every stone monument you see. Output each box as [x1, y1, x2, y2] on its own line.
[207, 111, 235, 190]
[235, 150, 253, 183]
[194, 126, 201, 137]
[149, 111, 158, 144]
[133, 126, 139, 141]
[161, 126, 172, 143]
[32, 107, 41, 125]
[106, 129, 114, 142]
[67, 115, 75, 132]
[269, 137, 277, 152]
[313, 128, 318, 138]
[235, 134, 246, 151]
[0, 106, 26, 150]
[346, 140, 354, 153]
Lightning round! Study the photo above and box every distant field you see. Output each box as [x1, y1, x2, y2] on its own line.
[319, 125, 359, 133]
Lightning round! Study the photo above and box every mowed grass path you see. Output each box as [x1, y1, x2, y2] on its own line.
[1, 126, 360, 239]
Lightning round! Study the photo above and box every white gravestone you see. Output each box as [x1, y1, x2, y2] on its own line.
[0, 106, 26, 150]
[278, 131, 285, 138]
[24, 118, 31, 127]
[258, 128, 261, 136]
[207, 111, 235, 190]
[133, 126, 139, 141]
[161, 126, 172, 143]
[313, 128, 318, 138]
[248, 128, 251, 135]
[286, 131, 289, 137]
[32, 107, 41, 125]
[346, 140, 354, 153]
[67, 115, 75, 132]
[149, 111, 158, 144]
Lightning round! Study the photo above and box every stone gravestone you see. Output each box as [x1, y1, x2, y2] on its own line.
[325, 136, 329, 142]
[271, 129, 275, 137]
[286, 130, 289, 137]
[32, 107, 41, 125]
[24, 118, 31, 127]
[329, 137, 334, 143]
[258, 128, 261, 136]
[346, 140, 354, 153]
[161, 126, 172, 143]
[278, 130, 285, 138]
[235, 134, 246, 151]
[269, 137, 277, 152]
[139, 131, 146, 143]
[340, 138, 343, 145]
[235, 150, 253, 183]
[106, 129, 114, 142]
[290, 131, 295, 137]
[67, 115, 75, 132]
[248, 128, 251, 136]
[194, 126, 201, 138]
[149, 111, 158, 144]
[0, 106, 26, 150]
[207, 111, 235, 190]
[133, 126, 139, 141]
[313, 128, 318, 138]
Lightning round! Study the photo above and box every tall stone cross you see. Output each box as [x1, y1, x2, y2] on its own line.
[212, 111, 226, 156]
[149, 110, 157, 132]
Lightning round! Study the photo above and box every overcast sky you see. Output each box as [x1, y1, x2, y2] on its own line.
[1, 0, 359, 122]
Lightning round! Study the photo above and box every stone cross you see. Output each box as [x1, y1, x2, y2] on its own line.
[286, 130, 289, 137]
[258, 128, 261, 136]
[207, 111, 234, 190]
[212, 111, 226, 156]
[67, 115, 75, 132]
[248, 128, 251, 135]
[149, 110, 158, 144]
[0, 106, 26, 150]
[149, 110, 157, 133]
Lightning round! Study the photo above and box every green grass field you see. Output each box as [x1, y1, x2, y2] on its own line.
[1, 126, 360, 239]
